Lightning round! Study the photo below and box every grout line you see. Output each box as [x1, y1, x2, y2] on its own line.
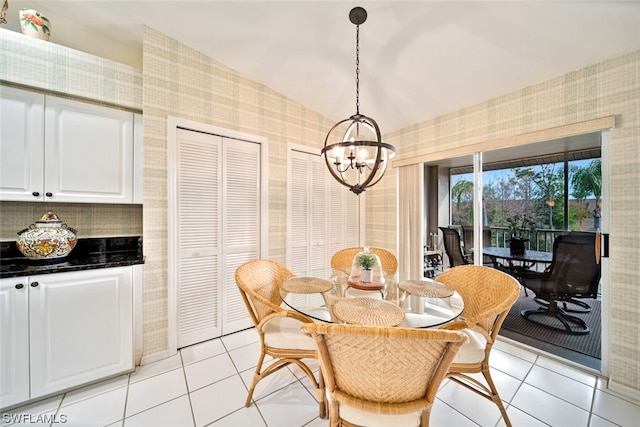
[178, 350, 197, 427]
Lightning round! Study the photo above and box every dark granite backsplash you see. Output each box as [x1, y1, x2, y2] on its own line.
[0, 236, 144, 278]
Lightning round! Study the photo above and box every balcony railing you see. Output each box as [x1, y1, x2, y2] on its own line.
[491, 226, 567, 253]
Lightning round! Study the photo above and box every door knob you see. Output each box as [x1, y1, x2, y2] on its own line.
[30, 282, 39, 287]
[15, 283, 24, 289]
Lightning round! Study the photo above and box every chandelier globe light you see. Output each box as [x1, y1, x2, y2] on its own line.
[321, 6, 396, 196]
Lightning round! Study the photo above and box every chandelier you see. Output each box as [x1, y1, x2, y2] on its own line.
[321, 6, 396, 196]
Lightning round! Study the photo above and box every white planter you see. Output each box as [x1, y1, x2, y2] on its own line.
[361, 269, 373, 283]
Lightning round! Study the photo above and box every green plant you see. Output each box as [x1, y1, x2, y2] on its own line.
[506, 213, 537, 239]
[356, 252, 378, 270]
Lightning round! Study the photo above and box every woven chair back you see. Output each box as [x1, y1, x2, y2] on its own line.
[331, 247, 398, 277]
[235, 259, 295, 325]
[301, 323, 466, 416]
[437, 265, 520, 334]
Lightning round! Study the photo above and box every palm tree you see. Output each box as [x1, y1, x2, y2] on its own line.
[451, 179, 473, 225]
[571, 160, 601, 229]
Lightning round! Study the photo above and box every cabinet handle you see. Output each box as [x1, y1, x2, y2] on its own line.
[15, 283, 24, 289]
[45, 192, 53, 197]
[32, 191, 40, 197]
[30, 282, 39, 287]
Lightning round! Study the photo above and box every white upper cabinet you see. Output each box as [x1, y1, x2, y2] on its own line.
[0, 86, 139, 204]
[0, 86, 45, 202]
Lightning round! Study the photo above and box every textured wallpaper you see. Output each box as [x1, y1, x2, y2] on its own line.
[142, 26, 333, 356]
[376, 50, 640, 393]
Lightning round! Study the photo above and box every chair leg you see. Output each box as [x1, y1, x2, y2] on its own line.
[482, 367, 512, 427]
[447, 370, 512, 427]
[245, 351, 267, 407]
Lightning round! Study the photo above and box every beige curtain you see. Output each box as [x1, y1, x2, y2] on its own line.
[398, 164, 424, 281]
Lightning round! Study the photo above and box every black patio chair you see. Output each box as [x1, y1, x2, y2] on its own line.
[519, 231, 601, 334]
[440, 226, 472, 267]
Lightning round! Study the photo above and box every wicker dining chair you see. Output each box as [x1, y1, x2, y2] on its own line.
[301, 323, 467, 427]
[436, 265, 520, 427]
[235, 259, 325, 417]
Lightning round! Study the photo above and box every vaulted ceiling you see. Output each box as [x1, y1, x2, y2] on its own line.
[5, 1, 640, 132]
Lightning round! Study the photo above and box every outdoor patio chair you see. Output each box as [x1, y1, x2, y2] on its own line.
[519, 231, 601, 334]
[439, 226, 473, 267]
[235, 259, 325, 417]
[301, 323, 466, 427]
[437, 265, 521, 427]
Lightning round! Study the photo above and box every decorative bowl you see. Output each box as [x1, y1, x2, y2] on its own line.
[16, 210, 77, 260]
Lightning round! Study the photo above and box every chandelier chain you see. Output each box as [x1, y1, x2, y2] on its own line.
[355, 23, 360, 115]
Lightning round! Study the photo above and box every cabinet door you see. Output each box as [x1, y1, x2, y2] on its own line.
[44, 96, 134, 203]
[0, 86, 45, 202]
[28, 268, 133, 398]
[0, 277, 30, 408]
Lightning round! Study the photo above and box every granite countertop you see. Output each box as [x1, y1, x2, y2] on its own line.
[0, 236, 145, 279]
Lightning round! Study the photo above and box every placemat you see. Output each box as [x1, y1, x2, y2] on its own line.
[332, 298, 405, 326]
[398, 279, 454, 298]
[281, 277, 332, 294]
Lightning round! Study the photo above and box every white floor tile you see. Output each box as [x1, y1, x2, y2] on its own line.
[0, 411, 58, 427]
[1, 396, 63, 427]
[430, 399, 479, 427]
[589, 414, 619, 427]
[512, 383, 589, 426]
[239, 363, 301, 402]
[303, 416, 328, 427]
[184, 352, 237, 392]
[180, 338, 226, 365]
[525, 365, 594, 410]
[505, 406, 549, 426]
[61, 375, 129, 407]
[489, 348, 534, 381]
[228, 341, 264, 372]
[129, 353, 183, 384]
[495, 338, 539, 363]
[57, 386, 127, 427]
[255, 381, 319, 427]
[435, 380, 504, 426]
[124, 395, 194, 427]
[207, 406, 266, 427]
[125, 368, 188, 417]
[220, 328, 259, 351]
[190, 375, 248, 427]
[534, 356, 598, 387]
[591, 389, 640, 426]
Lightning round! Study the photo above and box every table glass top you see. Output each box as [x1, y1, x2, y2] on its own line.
[280, 278, 463, 328]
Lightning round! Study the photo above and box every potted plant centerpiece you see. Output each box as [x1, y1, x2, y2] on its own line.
[506, 213, 537, 256]
[355, 251, 378, 283]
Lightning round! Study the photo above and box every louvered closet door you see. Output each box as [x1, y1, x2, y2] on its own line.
[222, 139, 260, 334]
[176, 129, 223, 348]
[289, 150, 310, 276]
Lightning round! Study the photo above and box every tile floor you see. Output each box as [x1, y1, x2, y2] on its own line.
[2, 328, 640, 427]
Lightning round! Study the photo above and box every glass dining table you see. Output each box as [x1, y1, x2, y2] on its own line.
[279, 275, 464, 328]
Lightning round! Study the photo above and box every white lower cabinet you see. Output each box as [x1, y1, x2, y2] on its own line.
[0, 267, 134, 409]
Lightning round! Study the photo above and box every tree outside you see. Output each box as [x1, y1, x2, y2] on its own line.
[451, 159, 601, 233]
